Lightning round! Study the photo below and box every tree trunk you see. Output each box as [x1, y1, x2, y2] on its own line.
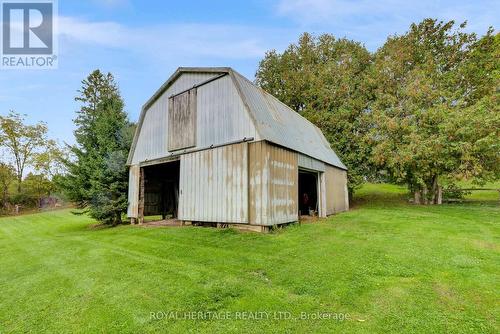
[422, 185, 428, 205]
[414, 190, 421, 205]
[436, 186, 442, 205]
[114, 212, 122, 226]
[430, 176, 438, 205]
[1, 187, 7, 209]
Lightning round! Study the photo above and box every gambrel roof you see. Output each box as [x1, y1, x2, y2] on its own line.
[128, 67, 346, 170]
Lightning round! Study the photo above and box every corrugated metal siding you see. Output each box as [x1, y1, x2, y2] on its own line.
[178, 142, 248, 223]
[127, 165, 139, 218]
[232, 71, 346, 170]
[249, 141, 298, 226]
[131, 73, 257, 164]
[132, 73, 217, 164]
[197, 75, 257, 146]
[298, 153, 326, 172]
[325, 166, 349, 215]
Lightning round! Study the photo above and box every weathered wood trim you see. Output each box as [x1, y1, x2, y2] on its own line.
[190, 88, 197, 148]
[127, 165, 140, 218]
[138, 167, 145, 224]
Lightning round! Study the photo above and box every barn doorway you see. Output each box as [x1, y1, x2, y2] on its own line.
[298, 170, 318, 216]
[142, 160, 180, 219]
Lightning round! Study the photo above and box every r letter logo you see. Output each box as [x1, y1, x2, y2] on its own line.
[1, 0, 57, 69]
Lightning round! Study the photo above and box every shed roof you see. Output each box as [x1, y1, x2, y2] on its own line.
[128, 67, 346, 170]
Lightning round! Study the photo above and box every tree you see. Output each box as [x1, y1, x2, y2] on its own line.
[60, 70, 134, 225]
[33, 140, 66, 178]
[0, 162, 15, 209]
[86, 93, 135, 224]
[256, 33, 374, 194]
[0, 111, 49, 192]
[23, 173, 56, 208]
[370, 19, 499, 204]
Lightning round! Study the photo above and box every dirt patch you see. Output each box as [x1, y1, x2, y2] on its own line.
[299, 215, 323, 223]
[139, 219, 184, 228]
[471, 239, 499, 251]
[87, 223, 115, 230]
[433, 282, 459, 306]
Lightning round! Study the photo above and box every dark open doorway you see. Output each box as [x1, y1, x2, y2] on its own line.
[142, 160, 180, 219]
[298, 170, 318, 216]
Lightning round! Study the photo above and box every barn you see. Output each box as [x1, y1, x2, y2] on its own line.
[127, 67, 348, 231]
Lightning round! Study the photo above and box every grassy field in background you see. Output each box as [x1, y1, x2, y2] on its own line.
[457, 180, 500, 202]
[0, 184, 498, 333]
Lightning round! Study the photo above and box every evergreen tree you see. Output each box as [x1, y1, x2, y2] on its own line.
[60, 70, 134, 224]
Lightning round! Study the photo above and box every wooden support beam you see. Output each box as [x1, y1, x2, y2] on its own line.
[138, 167, 145, 224]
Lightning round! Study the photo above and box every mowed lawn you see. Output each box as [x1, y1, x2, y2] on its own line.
[0, 185, 498, 333]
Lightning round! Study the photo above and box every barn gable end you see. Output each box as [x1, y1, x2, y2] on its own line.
[129, 70, 259, 164]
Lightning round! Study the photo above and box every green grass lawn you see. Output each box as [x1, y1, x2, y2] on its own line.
[457, 180, 500, 202]
[0, 184, 498, 333]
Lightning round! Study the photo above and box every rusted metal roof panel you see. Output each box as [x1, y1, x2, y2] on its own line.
[231, 70, 347, 170]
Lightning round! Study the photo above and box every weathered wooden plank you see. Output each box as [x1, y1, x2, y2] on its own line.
[127, 165, 140, 219]
[168, 89, 197, 151]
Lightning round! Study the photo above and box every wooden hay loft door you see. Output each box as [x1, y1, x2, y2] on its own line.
[168, 88, 197, 151]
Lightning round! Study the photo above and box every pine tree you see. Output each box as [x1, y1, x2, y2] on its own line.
[60, 70, 134, 224]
